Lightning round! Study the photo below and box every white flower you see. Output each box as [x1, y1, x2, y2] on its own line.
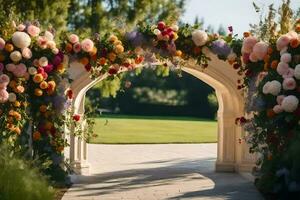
[171, 25, 179, 32]
[12, 31, 31, 49]
[38, 57, 48, 67]
[281, 95, 299, 112]
[262, 80, 281, 96]
[44, 31, 54, 41]
[52, 48, 59, 54]
[191, 30, 208, 46]
[8, 92, 17, 102]
[153, 29, 161, 36]
[28, 67, 37, 75]
[10, 51, 22, 62]
[294, 64, 300, 79]
[280, 53, 292, 63]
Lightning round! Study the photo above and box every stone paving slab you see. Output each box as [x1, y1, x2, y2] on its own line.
[63, 144, 263, 200]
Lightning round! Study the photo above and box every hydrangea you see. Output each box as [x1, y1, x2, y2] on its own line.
[262, 80, 281, 96]
[211, 39, 231, 58]
[191, 30, 208, 46]
[281, 95, 299, 112]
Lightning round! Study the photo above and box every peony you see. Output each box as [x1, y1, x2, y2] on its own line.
[27, 25, 40, 37]
[273, 105, 283, 114]
[0, 89, 9, 103]
[10, 51, 22, 62]
[262, 80, 281, 96]
[277, 62, 289, 75]
[13, 63, 27, 77]
[12, 31, 31, 49]
[191, 30, 208, 46]
[69, 34, 79, 44]
[38, 57, 48, 67]
[8, 92, 16, 102]
[282, 78, 296, 90]
[281, 95, 299, 112]
[81, 38, 94, 52]
[276, 35, 290, 51]
[242, 36, 257, 54]
[294, 64, 300, 79]
[280, 53, 292, 63]
[252, 41, 268, 60]
[0, 37, 5, 50]
[37, 36, 47, 49]
[286, 31, 298, 40]
[73, 42, 81, 53]
[28, 67, 37, 75]
[249, 53, 258, 62]
[282, 68, 294, 79]
[21, 47, 32, 59]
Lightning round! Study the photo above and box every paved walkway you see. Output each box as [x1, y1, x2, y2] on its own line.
[63, 144, 262, 200]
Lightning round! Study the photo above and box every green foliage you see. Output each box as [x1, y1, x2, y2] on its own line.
[0, 145, 54, 200]
[95, 76, 122, 98]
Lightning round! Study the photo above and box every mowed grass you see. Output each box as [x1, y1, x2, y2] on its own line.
[89, 115, 217, 144]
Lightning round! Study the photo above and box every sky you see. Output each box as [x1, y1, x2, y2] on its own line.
[181, 0, 299, 35]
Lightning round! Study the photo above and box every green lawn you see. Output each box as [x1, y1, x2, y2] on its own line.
[89, 115, 217, 144]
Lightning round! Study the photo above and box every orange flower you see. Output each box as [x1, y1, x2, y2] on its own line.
[56, 63, 65, 74]
[39, 105, 47, 113]
[57, 146, 64, 152]
[14, 112, 21, 120]
[108, 52, 117, 62]
[80, 57, 89, 66]
[15, 85, 25, 93]
[33, 131, 41, 141]
[98, 57, 106, 65]
[89, 47, 97, 56]
[44, 121, 53, 130]
[175, 50, 182, 57]
[267, 47, 273, 55]
[108, 35, 118, 43]
[135, 56, 144, 64]
[34, 88, 43, 96]
[295, 25, 300, 33]
[267, 109, 276, 118]
[9, 109, 15, 116]
[9, 80, 17, 88]
[114, 44, 124, 54]
[39, 81, 48, 89]
[14, 101, 21, 107]
[33, 73, 44, 83]
[270, 60, 278, 69]
[65, 43, 73, 52]
[243, 32, 250, 37]
[290, 39, 300, 48]
[5, 43, 14, 52]
[14, 127, 21, 135]
[7, 116, 14, 123]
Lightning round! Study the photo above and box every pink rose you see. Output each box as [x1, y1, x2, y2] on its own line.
[283, 78, 296, 90]
[277, 62, 289, 75]
[286, 31, 298, 40]
[280, 53, 292, 63]
[13, 63, 27, 78]
[73, 42, 81, 53]
[69, 34, 79, 44]
[33, 59, 39, 67]
[252, 41, 268, 60]
[0, 89, 9, 103]
[277, 95, 285, 105]
[6, 63, 16, 72]
[81, 38, 94, 52]
[17, 24, 26, 31]
[273, 105, 283, 114]
[27, 25, 40, 37]
[22, 47, 32, 59]
[0, 38, 5, 50]
[276, 35, 290, 51]
[242, 36, 257, 54]
[37, 36, 47, 49]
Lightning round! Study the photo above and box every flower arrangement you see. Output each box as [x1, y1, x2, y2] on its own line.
[238, 19, 300, 195]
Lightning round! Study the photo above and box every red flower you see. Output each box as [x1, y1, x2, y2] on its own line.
[108, 67, 118, 75]
[157, 21, 165, 31]
[66, 89, 73, 99]
[228, 26, 233, 32]
[233, 63, 240, 70]
[73, 114, 80, 122]
[85, 63, 92, 72]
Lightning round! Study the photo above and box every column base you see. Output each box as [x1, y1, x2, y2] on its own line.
[215, 161, 236, 172]
[71, 160, 90, 175]
[236, 163, 255, 172]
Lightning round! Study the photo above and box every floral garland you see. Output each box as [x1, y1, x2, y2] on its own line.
[237, 20, 300, 195]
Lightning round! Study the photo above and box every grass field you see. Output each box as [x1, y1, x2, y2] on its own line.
[89, 115, 217, 144]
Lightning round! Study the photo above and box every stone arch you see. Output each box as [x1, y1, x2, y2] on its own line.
[66, 50, 256, 175]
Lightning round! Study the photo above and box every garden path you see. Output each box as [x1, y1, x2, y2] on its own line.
[63, 144, 262, 200]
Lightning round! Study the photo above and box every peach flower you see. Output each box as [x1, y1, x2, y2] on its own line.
[0, 89, 9, 103]
[81, 38, 94, 52]
[27, 25, 40, 37]
[282, 78, 296, 90]
[69, 34, 79, 44]
[22, 47, 32, 59]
